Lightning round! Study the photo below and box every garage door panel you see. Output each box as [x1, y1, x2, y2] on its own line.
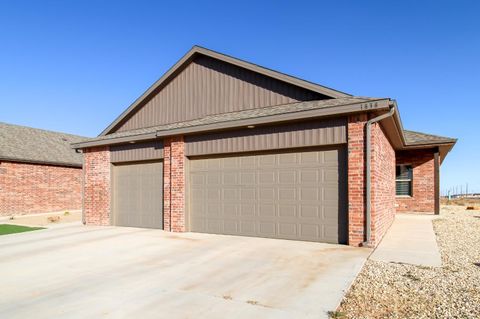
[223, 188, 237, 200]
[113, 161, 163, 229]
[241, 188, 256, 200]
[279, 188, 296, 200]
[223, 204, 237, 217]
[300, 205, 319, 218]
[223, 172, 237, 184]
[259, 222, 276, 236]
[279, 170, 296, 183]
[279, 205, 296, 217]
[324, 149, 338, 163]
[189, 147, 347, 244]
[240, 172, 256, 184]
[259, 154, 276, 166]
[240, 204, 255, 216]
[224, 220, 238, 233]
[279, 223, 297, 237]
[300, 224, 320, 238]
[258, 204, 275, 217]
[240, 221, 256, 234]
[259, 171, 276, 184]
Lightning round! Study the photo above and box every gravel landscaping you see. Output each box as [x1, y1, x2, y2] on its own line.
[336, 205, 480, 318]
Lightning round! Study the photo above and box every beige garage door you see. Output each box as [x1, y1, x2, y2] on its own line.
[188, 147, 347, 244]
[112, 161, 163, 229]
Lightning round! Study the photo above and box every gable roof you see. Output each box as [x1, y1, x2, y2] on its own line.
[0, 122, 88, 167]
[99, 46, 351, 136]
[72, 97, 389, 149]
[404, 130, 457, 146]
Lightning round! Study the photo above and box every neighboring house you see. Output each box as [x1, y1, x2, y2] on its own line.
[72, 46, 456, 247]
[0, 122, 86, 216]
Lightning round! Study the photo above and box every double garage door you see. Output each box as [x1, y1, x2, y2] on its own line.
[189, 147, 347, 244]
[111, 147, 346, 244]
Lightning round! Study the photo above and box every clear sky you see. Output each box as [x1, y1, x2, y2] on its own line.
[1, 1, 478, 193]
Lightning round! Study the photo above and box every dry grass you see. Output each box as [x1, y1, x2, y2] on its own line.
[440, 197, 480, 206]
[337, 206, 480, 318]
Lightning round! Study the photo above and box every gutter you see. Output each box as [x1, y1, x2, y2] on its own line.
[364, 104, 396, 246]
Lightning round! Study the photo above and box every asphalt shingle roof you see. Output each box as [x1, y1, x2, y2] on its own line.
[404, 130, 457, 145]
[0, 122, 88, 167]
[80, 97, 383, 144]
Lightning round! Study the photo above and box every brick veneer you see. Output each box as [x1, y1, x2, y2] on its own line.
[396, 149, 435, 213]
[370, 123, 396, 246]
[0, 161, 82, 216]
[347, 114, 367, 246]
[83, 147, 111, 225]
[163, 137, 186, 232]
[347, 115, 396, 247]
[81, 115, 404, 248]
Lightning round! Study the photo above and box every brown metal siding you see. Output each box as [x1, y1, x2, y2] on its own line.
[110, 141, 164, 163]
[185, 118, 346, 157]
[115, 56, 327, 132]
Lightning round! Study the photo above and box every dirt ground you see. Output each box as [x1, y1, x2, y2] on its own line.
[336, 205, 480, 318]
[3, 210, 81, 227]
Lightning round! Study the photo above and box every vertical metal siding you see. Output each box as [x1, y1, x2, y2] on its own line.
[115, 56, 326, 132]
[184, 118, 346, 157]
[110, 141, 164, 163]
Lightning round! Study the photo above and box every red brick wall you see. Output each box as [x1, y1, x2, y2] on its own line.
[83, 147, 111, 225]
[347, 114, 367, 247]
[0, 161, 82, 216]
[396, 149, 435, 213]
[370, 123, 396, 245]
[348, 115, 396, 247]
[163, 136, 185, 232]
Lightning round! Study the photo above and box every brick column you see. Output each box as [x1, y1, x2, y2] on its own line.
[347, 114, 367, 246]
[83, 147, 111, 225]
[163, 136, 186, 232]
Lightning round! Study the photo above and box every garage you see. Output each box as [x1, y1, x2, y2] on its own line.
[112, 161, 164, 229]
[188, 147, 347, 243]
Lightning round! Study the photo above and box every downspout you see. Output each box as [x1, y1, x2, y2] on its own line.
[364, 104, 396, 246]
[75, 148, 86, 225]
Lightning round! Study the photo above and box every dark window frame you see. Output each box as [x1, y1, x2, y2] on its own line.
[396, 164, 413, 196]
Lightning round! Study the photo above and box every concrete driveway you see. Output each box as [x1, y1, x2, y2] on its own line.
[0, 224, 370, 319]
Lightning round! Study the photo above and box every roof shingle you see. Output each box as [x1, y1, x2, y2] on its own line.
[0, 122, 88, 167]
[78, 97, 384, 145]
[404, 130, 457, 145]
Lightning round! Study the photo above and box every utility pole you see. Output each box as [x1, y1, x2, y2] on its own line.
[466, 183, 469, 197]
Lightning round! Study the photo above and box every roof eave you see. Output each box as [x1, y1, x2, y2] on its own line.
[0, 156, 82, 168]
[73, 99, 391, 149]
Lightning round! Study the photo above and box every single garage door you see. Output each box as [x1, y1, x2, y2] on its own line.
[112, 161, 163, 229]
[189, 147, 347, 243]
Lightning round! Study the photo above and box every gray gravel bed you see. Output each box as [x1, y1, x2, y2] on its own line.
[336, 206, 480, 318]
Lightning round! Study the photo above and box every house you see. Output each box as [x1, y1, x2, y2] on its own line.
[72, 46, 456, 247]
[0, 122, 86, 216]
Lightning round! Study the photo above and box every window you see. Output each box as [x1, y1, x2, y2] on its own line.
[396, 165, 413, 196]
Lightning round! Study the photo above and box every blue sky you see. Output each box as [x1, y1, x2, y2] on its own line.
[0, 1, 478, 193]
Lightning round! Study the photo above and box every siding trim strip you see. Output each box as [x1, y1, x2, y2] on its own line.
[110, 141, 164, 163]
[185, 118, 346, 157]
